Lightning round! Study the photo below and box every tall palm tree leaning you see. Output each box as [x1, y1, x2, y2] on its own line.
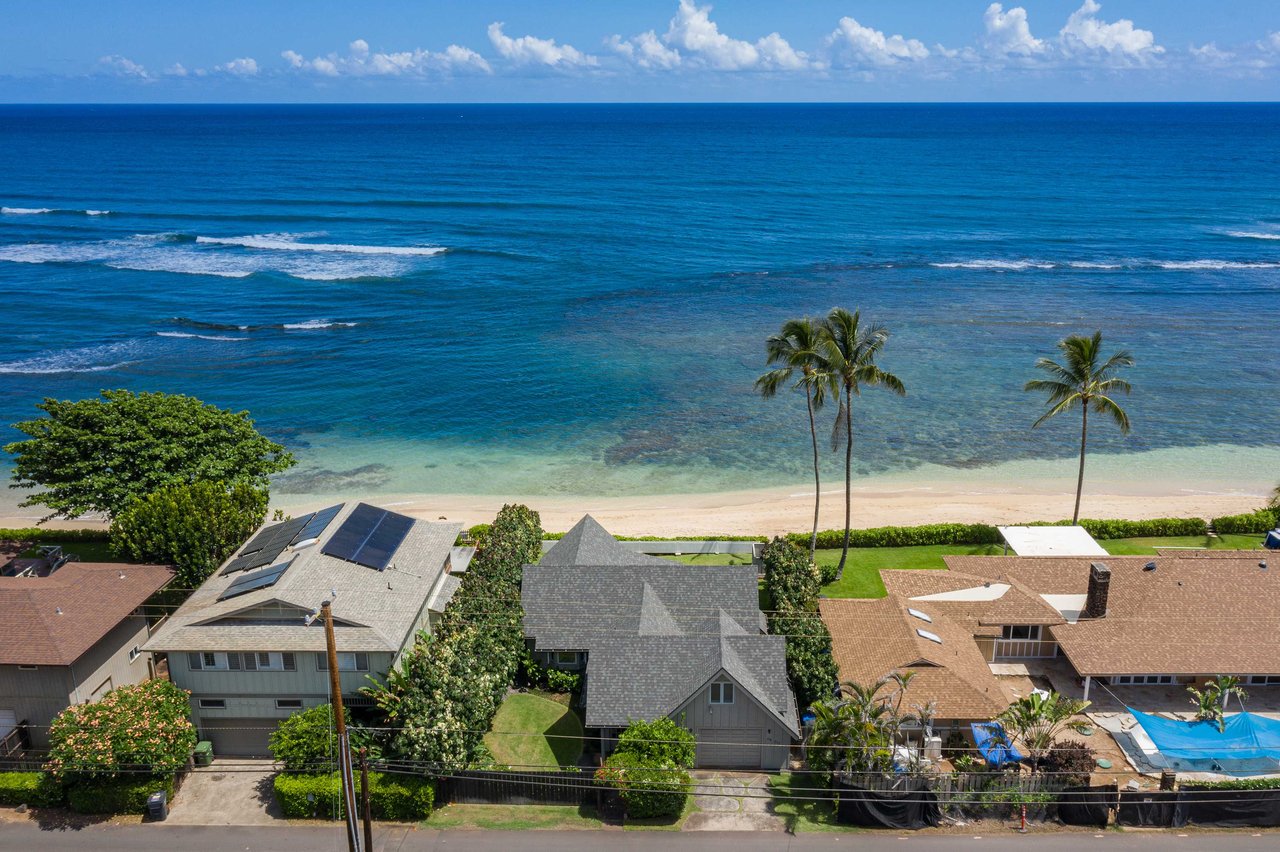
[756, 318, 830, 560]
[820, 308, 905, 577]
[1025, 331, 1134, 525]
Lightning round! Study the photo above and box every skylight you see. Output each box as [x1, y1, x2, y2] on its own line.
[916, 628, 943, 644]
[907, 607, 932, 623]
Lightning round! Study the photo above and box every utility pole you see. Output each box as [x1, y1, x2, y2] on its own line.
[360, 747, 373, 852]
[323, 600, 362, 852]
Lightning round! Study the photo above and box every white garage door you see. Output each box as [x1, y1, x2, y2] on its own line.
[200, 719, 277, 757]
[697, 728, 762, 769]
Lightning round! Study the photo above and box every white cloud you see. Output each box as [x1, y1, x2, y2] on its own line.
[98, 55, 150, 79]
[487, 22, 597, 67]
[661, 0, 811, 71]
[826, 16, 929, 67]
[606, 31, 682, 70]
[1190, 43, 1233, 66]
[214, 57, 259, 77]
[282, 40, 491, 77]
[164, 63, 188, 77]
[983, 4, 1044, 56]
[1265, 32, 1280, 52]
[1059, 0, 1161, 58]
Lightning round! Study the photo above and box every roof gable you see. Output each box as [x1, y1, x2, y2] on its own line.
[540, 515, 672, 567]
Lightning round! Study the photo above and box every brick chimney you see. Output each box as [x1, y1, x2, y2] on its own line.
[1083, 562, 1111, 619]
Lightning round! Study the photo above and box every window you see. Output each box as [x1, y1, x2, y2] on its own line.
[198, 699, 226, 709]
[1110, 675, 1173, 685]
[916, 628, 943, 645]
[128, 646, 141, 663]
[907, 608, 932, 623]
[554, 651, 579, 666]
[189, 652, 230, 671]
[1001, 625, 1041, 641]
[275, 699, 303, 710]
[709, 682, 735, 705]
[317, 652, 369, 672]
[1248, 676, 1280, 686]
[202, 652, 297, 672]
[17, 665, 37, 671]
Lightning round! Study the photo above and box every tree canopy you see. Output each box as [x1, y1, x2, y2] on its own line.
[5, 389, 295, 520]
[110, 480, 269, 590]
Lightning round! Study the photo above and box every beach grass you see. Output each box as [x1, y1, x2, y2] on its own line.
[484, 692, 584, 769]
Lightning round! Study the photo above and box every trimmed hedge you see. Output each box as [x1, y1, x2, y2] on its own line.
[67, 776, 174, 815]
[0, 772, 63, 807]
[1213, 508, 1279, 535]
[273, 772, 435, 820]
[0, 527, 111, 543]
[792, 517, 1211, 550]
[1065, 517, 1207, 538]
[1184, 777, 1280, 791]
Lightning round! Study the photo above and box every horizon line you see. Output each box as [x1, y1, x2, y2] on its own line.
[3, 100, 1280, 107]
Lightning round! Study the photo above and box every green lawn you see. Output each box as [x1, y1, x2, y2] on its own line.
[426, 803, 600, 830]
[1100, 533, 1263, 554]
[768, 773, 854, 833]
[484, 692, 583, 769]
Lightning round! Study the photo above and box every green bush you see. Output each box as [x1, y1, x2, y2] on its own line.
[595, 753, 690, 820]
[762, 537, 821, 613]
[0, 772, 64, 807]
[67, 775, 173, 814]
[269, 704, 343, 772]
[545, 669, 582, 694]
[1183, 778, 1280, 790]
[273, 772, 434, 820]
[614, 718, 696, 768]
[1070, 517, 1207, 538]
[769, 612, 838, 709]
[0, 528, 111, 543]
[1212, 508, 1279, 534]
[796, 523, 1002, 549]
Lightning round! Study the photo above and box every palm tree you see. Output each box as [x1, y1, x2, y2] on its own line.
[996, 691, 1092, 770]
[756, 318, 832, 560]
[819, 308, 905, 576]
[1025, 331, 1134, 524]
[1188, 675, 1249, 732]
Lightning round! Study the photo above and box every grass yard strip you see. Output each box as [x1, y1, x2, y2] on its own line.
[768, 773, 858, 833]
[817, 543, 1003, 598]
[1101, 533, 1263, 554]
[426, 803, 600, 830]
[484, 692, 584, 769]
[622, 794, 699, 831]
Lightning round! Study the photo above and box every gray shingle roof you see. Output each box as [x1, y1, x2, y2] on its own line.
[146, 502, 459, 654]
[523, 515, 798, 737]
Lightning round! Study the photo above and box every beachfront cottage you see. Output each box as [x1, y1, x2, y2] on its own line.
[145, 502, 462, 756]
[0, 560, 172, 752]
[821, 549, 1280, 738]
[521, 516, 800, 769]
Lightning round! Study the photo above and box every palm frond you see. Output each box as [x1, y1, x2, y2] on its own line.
[754, 367, 792, 399]
[1091, 394, 1131, 434]
[1031, 393, 1081, 428]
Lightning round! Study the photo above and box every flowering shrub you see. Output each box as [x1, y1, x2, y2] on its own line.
[45, 679, 196, 782]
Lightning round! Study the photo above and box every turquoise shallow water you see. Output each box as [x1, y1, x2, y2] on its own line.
[0, 104, 1277, 498]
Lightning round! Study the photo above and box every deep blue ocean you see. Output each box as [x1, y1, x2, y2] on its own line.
[1, 104, 1277, 498]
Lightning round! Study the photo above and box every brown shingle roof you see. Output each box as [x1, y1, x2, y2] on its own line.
[821, 597, 1009, 722]
[0, 562, 172, 665]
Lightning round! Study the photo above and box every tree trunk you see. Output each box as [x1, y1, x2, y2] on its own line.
[1073, 403, 1089, 524]
[838, 385, 853, 576]
[806, 384, 820, 562]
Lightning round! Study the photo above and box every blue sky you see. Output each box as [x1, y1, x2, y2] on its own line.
[3, 1, 1278, 102]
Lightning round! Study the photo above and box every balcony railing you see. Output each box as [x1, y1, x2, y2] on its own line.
[993, 639, 1058, 659]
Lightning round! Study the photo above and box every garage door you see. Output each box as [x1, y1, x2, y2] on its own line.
[200, 719, 277, 758]
[697, 728, 761, 769]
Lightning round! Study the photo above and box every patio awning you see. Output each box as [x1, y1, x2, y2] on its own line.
[997, 525, 1107, 557]
[971, 722, 1024, 767]
[1127, 708, 1280, 763]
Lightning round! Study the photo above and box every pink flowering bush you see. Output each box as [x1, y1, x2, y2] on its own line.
[45, 679, 196, 782]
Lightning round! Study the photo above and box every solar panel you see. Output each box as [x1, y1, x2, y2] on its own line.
[321, 502, 414, 571]
[218, 559, 292, 601]
[221, 512, 315, 575]
[292, 503, 343, 545]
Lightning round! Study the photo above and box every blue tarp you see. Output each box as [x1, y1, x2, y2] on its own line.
[1128, 708, 1280, 764]
[971, 722, 1023, 766]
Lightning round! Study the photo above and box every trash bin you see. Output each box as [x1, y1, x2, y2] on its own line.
[147, 790, 168, 821]
[194, 740, 213, 767]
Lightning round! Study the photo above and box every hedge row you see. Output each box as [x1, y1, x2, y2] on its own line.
[1212, 508, 1279, 534]
[273, 772, 435, 820]
[66, 776, 174, 815]
[0, 527, 111, 543]
[0, 772, 63, 807]
[1183, 777, 1280, 790]
[790, 516, 1212, 549]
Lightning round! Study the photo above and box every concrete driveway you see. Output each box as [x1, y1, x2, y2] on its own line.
[166, 759, 281, 825]
[683, 772, 782, 831]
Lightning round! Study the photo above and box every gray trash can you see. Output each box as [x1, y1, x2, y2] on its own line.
[147, 790, 168, 821]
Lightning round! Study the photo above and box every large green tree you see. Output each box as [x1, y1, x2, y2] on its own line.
[819, 309, 905, 577]
[761, 537, 838, 709]
[1025, 331, 1134, 524]
[5, 389, 294, 520]
[110, 480, 268, 590]
[996, 691, 1091, 770]
[756, 317, 833, 560]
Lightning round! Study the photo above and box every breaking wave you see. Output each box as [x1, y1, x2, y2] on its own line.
[0, 341, 140, 374]
[195, 233, 446, 256]
[155, 331, 248, 342]
[1, 206, 111, 215]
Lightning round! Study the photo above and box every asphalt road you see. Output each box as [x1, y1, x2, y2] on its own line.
[0, 825, 1277, 852]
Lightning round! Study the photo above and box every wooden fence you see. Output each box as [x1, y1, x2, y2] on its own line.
[435, 768, 596, 807]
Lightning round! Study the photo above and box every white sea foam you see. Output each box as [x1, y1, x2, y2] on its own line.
[0, 341, 139, 374]
[85, 210, 111, 216]
[1224, 230, 1280, 241]
[281, 319, 358, 330]
[195, 234, 446, 256]
[1155, 260, 1280, 270]
[931, 260, 1055, 270]
[1, 207, 55, 215]
[107, 255, 256, 278]
[156, 331, 248, 341]
[1068, 261, 1122, 269]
